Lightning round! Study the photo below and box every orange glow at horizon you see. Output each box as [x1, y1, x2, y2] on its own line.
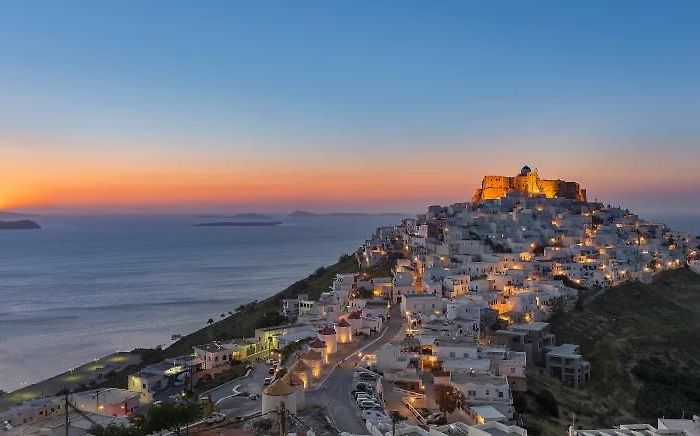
[2, 136, 699, 212]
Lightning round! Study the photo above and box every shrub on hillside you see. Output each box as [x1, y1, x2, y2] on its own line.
[534, 389, 559, 418]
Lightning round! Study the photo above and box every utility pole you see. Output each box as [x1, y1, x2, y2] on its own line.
[279, 403, 286, 436]
[64, 391, 69, 436]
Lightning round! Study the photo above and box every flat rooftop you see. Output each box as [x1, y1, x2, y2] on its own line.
[442, 359, 491, 370]
[256, 322, 310, 332]
[404, 293, 440, 299]
[450, 373, 508, 385]
[547, 343, 582, 358]
[509, 321, 549, 331]
[141, 361, 185, 374]
[73, 388, 139, 404]
[470, 405, 506, 420]
[194, 342, 231, 353]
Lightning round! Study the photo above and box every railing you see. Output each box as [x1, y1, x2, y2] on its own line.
[401, 397, 428, 427]
[393, 386, 425, 399]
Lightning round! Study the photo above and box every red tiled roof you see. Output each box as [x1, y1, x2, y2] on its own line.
[309, 338, 325, 348]
[337, 319, 351, 327]
[318, 325, 336, 335]
[348, 310, 363, 320]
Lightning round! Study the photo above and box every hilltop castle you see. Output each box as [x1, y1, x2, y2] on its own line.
[472, 166, 586, 202]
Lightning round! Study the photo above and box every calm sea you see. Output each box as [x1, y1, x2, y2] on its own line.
[0, 214, 401, 391]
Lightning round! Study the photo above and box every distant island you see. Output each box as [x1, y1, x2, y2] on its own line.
[193, 221, 282, 227]
[196, 213, 273, 220]
[288, 210, 407, 218]
[0, 211, 39, 218]
[0, 220, 41, 230]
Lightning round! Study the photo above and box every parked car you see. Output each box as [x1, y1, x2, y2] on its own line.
[205, 413, 226, 424]
[355, 395, 373, 405]
[265, 359, 279, 365]
[425, 412, 446, 425]
[362, 409, 387, 420]
[359, 400, 382, 409]
[353, 387, 374, 395]
[268, 367, 276, 375]
[263, 377, 272, 385]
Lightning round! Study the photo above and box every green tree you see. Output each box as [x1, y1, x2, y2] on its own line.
[534, 389, 559, 418]
[356, 287, 374, 299]
[434, 385, 462, 416]
[89, 423, 142, 436]
[142, 401, 200, 435]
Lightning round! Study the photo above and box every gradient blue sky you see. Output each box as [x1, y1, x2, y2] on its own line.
[1, 1, 699, 214]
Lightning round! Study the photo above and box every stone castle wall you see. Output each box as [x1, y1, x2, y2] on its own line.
[473, 169, 586, 202]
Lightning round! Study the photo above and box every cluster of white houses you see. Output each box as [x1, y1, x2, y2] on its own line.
[354, 169, 698, 425]
[366, 195, 696, 326]
[259, 174, 698, 428]
[262, 287, 391, 415]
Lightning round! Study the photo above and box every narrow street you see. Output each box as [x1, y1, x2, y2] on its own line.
[309, 306, 404, 434]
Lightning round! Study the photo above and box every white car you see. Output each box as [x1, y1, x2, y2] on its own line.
[205, 413, 226, 424]
[359, 400, 381, 409]
[355, 395, 375, 405]
[362, 409, 387, 420]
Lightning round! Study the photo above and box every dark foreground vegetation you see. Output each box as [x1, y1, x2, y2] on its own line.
[517, 268, 700, 435]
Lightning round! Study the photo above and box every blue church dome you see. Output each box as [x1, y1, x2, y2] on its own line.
[520, 165, 532, 176]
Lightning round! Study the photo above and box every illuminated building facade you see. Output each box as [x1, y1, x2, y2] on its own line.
[473, 166, 586, 202]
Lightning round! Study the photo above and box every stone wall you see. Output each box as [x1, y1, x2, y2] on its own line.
[473, 170, 586, 202]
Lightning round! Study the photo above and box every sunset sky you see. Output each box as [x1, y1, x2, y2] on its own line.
[1, 1, 698, 215]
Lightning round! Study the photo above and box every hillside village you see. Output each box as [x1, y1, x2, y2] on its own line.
[3, 166, 700, 436]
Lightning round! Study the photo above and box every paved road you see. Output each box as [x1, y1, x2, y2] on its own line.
[310, 306, 404, 434]
[205, 364, 268, 404]
[198, 363, 270, 420]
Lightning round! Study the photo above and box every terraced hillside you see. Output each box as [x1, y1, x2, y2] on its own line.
[515, 268, 700, 435]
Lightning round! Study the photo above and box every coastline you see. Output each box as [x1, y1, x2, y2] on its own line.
[164, 253, 360, 358]
[0, 253, 361, 410]
[0, 213, 401, 393]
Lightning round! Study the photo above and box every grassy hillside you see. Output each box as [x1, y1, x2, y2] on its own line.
[163, 254, 360, 358]
[517, 268, 700, 435]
